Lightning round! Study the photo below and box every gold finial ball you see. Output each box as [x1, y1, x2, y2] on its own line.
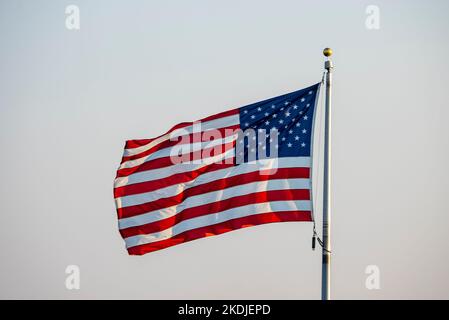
[323, 48, 333, 57]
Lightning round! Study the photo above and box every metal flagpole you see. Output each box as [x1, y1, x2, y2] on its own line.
[321, 47, 333, 300]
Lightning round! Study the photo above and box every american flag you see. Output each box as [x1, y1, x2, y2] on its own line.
[114, 83, 321, 255]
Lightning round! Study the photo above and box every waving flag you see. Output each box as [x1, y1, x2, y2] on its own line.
[114, 83, 321, 255]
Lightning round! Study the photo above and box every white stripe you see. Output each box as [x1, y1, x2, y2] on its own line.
[123, 114, 240, 157]
[124, 200, 311, 248]
[114, 157, 310, 206]
[119, 178, 311, 227]
[114, 148, 236, 189]
[119, 133, 238, 170]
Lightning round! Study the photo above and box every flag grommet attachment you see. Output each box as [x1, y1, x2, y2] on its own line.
[323, 48, 333, 57]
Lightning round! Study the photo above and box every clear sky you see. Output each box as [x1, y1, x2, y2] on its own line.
[1, 0, 449, 299]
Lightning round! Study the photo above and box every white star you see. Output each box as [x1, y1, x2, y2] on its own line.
[285, 111, 291, 117]
[251, 115, 255, 119]
[271, 105, 276, 109]
[265, 120, 270, 125]
[293, 105, 298, 110]
[257, 107, 262, 111]
[287, 143, 292, 147]
[289, 129, 293, 134]
[306, 103, 310, 107]
[301, 98, 305, 102]
[282, 137, 286, 141]
[303, 115, 308, 120]
[299, 111, 303, 115]
[308, 91, 313, 95]
[272, 114, 277, 118]
[244, 110, 248, 114]
[296, 123, 301, 127]
[280, 107, 284, 111]
[284, 101, 290, 105]
[302, 129, 307, 134]
[264, 112, 269, 117]
[245, 122, 249, 127]
[279, 119, 284, 124]
[301, 142, 306, 147]
[294, 136, 299, 141]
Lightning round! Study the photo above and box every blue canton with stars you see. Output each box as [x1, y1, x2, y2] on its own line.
[236, 83, 320, 161]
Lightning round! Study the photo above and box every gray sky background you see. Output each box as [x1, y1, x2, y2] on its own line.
[1, 0, 449, 299]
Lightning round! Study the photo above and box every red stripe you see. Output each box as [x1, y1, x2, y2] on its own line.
[126, 211, 312, 255]
[120, 189, 310, 238]
[117, 140, 236, 177]
[116, 167, 310, 219]
[124, 122, 191, 149]
[121, 125, 240, 163]
[199, 108, 239, 122]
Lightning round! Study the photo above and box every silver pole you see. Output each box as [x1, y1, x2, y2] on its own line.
[321, 48, 333, 300]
